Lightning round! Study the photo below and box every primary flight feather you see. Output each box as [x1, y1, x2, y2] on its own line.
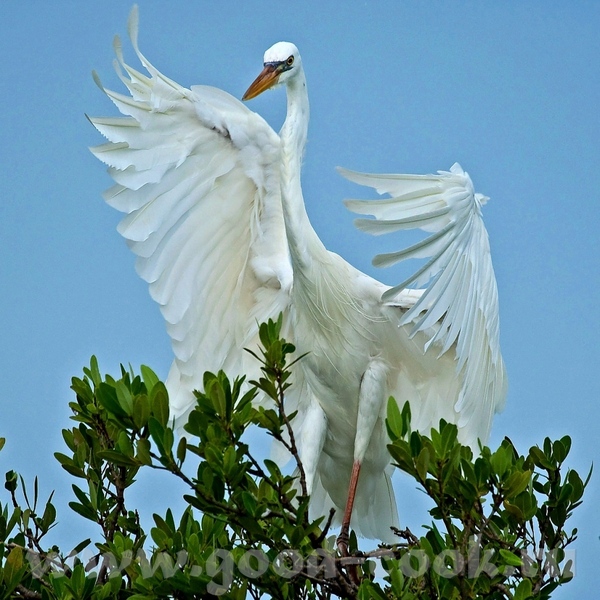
[90, 7, 507, 546]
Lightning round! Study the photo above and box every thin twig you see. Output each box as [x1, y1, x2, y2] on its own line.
[272, 365, 308, 500]
[315, 508, 336, 546]
[390, 526, 419, 546]
[15, 584, 42, 599]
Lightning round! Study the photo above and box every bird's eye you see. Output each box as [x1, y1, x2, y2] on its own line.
[286, 55, 294, 66]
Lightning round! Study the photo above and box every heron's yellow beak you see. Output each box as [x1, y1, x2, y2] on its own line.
[242, 64, 280, 100]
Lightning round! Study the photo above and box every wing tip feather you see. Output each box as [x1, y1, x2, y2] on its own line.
[92, 70, 105, 93]
[127, 5, 140, 50]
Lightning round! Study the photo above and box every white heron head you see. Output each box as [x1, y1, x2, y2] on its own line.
[242, 41, 301, 101]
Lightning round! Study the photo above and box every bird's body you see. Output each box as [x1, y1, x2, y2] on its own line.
[91, 9, 506, 543]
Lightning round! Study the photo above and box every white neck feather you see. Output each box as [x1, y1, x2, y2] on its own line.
[279, 68, 327, 268]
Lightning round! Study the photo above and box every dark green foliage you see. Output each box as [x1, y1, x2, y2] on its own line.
[375, 400, 589, 599]
[0, 318, 589, 598]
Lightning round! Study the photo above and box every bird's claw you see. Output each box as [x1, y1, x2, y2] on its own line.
[337, 530, 362, 585]
[336, 530, 350, 557]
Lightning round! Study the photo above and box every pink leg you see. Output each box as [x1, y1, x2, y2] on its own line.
[336, 460, 361, 556]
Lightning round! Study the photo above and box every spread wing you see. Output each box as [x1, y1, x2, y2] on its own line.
[89, 7, 292, 421]
[342, 163, 507, 445]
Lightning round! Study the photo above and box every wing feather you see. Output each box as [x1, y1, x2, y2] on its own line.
[341, 163, 506, 445]
[90, 9, 292, 421]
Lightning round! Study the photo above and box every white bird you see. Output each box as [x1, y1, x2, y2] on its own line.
[90, 8, 506, 548]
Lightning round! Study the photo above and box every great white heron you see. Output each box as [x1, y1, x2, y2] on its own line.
[90, 7, 506, 550]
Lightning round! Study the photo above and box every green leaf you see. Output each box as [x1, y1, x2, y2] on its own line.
[5, 506, 22, 538]
[240, 491, 257, 516]
[151, 526, 170, 549]
[222, 446, 238, 476]
[416, 447, 430, 481]
[71, 377, 95, 405]
[54, 453, 86, 478]
[41, 500, 57, 533]
[133, 394, 151, 430]
[96, 449, 139, 467]
[499, 549, 523, 567]
[97, 382, 128, 418]
[504, 470, 532, 498]
[4, 470, 18, 492]
[263, 459, 282, 480]
[387, 443, 413, 474]
[206, 376, 229, 416]
[568, 469, 585, 503]
[474, 455, 491, 487]
[514, 578, 533, 600]
[552, 438, 568, 464]
[115, 380, 134, 416]
[136, 438, 152, 466]
[503, 500, 524, 520]
[117, 431, 135, 457]
[2, 546, 25, 590]
[0, 437, 5, 452]
[141, 364, 159, 392]
[383, 559, 405, 592]
[68, 538, 92, 557]
[559, 435, 572, 457]
[528, 445, 555, 471]
[507, 490, 538, 521]
[65, 563, 88, 598]
[71, 484, 91, 509]
[440, 420, 458, 456]
[401, 401, 412, 437]
[150, 382, 170, 427]
[87, 355, 102, 387]
[68, 501, 96, 522]
[148, 416, 165, 454]
[558, 482, 574, 505]
[62, 429, 76, 452]
[176, 437, 187, 464]
[358, 581, 388, 600]
[162, 427, 175, 458]
[409, 431, 422, 458]
[490, 444, 512, 478]
[386, 398, 403, 441]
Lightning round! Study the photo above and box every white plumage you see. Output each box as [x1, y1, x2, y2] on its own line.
[90, 8, 506, 544]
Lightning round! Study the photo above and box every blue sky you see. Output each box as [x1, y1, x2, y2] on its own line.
[1, 2, 598, 595]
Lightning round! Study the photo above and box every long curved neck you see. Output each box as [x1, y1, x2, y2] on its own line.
[280, 69, 327, 268]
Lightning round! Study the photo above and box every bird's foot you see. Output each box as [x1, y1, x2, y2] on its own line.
[336, 529, 350, 557]
[336, 530, 361, 586]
